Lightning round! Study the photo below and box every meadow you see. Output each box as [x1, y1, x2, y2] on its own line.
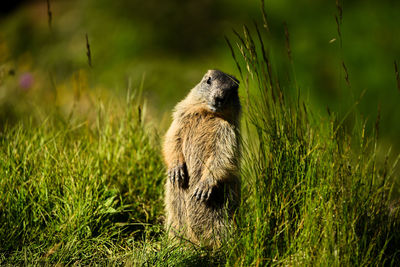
[1, 0, 400, 265]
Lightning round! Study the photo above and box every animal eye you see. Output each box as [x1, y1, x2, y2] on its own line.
[206, 77, 212, 85]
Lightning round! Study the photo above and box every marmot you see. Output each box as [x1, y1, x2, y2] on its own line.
[163, 69, 241, 247]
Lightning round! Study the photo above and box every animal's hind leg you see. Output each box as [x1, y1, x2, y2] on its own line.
[165, 184, 188, 240]
[186, 198, 227, 247]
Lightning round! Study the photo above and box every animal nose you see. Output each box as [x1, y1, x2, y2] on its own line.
[231, 83, 239, 90]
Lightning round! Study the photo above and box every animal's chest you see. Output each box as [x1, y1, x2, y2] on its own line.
[181, 116, 220, 178]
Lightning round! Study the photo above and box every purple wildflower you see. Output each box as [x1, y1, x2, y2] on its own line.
[19, 73, 34, 90]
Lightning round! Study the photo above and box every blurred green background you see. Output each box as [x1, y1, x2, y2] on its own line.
[1, 0, 399, 148]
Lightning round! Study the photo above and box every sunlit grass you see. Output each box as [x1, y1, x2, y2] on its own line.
[224, 23, 400, 266]
[0, 86, 165, 264]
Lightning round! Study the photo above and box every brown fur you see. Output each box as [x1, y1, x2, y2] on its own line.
[163, 70, 241, 247]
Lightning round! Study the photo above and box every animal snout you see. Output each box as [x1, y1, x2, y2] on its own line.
[230, 82, 239, 91]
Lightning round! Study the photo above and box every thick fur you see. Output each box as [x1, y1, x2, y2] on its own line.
[163, 70, 241, 247]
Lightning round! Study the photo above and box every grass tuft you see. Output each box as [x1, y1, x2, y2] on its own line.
[0, 88, 165, 264]
[225, 21, 400, 266]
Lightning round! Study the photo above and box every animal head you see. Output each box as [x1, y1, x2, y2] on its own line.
[195, 70, 240, 113]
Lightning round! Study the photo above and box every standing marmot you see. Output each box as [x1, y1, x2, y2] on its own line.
[163, 69, 241, 248]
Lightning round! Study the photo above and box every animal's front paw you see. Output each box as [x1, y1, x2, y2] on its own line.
[192, 179, 216, 202]
[168, 162, 188, 187]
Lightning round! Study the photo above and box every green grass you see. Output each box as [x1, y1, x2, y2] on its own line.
[0, 93, 166, 264]
[1, 10, 400, 267]
[224, 24, 400, 265]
